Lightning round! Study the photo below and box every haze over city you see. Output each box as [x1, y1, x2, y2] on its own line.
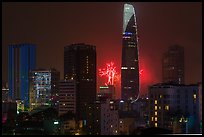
[2, 2, 202, 135]
[2, 2, 202, 98]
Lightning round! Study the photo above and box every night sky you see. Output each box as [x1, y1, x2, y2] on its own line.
[2, 2, 202, 98]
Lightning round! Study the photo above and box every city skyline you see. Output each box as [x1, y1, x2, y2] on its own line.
[2, 2, 202, 98]
[2, 2, 202, 135]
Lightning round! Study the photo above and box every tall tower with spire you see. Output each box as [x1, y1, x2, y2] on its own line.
[121, 4, 140, 101]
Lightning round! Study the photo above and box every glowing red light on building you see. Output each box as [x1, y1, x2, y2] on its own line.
[99, 62, 117, 86]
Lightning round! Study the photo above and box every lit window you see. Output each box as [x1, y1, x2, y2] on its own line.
[155, 123, 157, 127]
[155, 117, 157, 121]
[165, 105, 169, 110]
[155, 106, 157, 110]
[151, 117, 154, 121]
[159, 106, 161, 109]
[160, 95, 162, 98]
[110, 101, 114, 104]
[155, 100, 157, 104]
[121, 67, 128, 70]
[155, 111, 157, 116]
[120, 121, 123, 124]
[128, 45, 135, 48]
[193, 94, 196, 99]
[130, 67, 135, 69]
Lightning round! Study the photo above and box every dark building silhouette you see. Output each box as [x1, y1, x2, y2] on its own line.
[58, 79, 76, 116]
[8, 44, 36, 108]
[162, 45, 184, 84]
[140, 127, 172, 135]
[121, 4, 140, 101]
[64, 43, 96, 120]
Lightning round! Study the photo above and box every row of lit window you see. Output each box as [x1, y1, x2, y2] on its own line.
[121, 67, 135, 70]
[124, 86, 132, 89]
[151, 116, 157, 122]
[128, 45, 136, 48]
[123, 36, 131, 39]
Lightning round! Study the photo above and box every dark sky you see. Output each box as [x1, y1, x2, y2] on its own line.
[2, 2, 202, 98]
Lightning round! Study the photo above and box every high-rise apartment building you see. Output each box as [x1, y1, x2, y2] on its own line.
[29, 68, 60, 110]
[121, 4, 140, 101]
[8, 44, 36, 108]
[64, 43, 96, 120]
[58, 79, 76, 116]
[162, 45, 184, 84]
[148, 83, 201, 133]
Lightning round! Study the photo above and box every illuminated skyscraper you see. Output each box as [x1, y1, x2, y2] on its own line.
[162, 45, 184, 84]
[64, 43, 96, 120]
[8, 44, 36, 108]
[121, 4, 139, 101]
[29, 68, 60, 110]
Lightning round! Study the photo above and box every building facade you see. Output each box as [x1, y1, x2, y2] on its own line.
[121, 4, 140, 101]
[29, 68, 60, 110]
[2, 82, 9, 102]
[85, 101, 101, 135]
[86, 99, 119, 135]
[162, 45, 184, 84]
[58, 79, 76, 116]
[148, 83, 201, 133]
[64, 43, 96, 120]
[119, 117, 135, 135]
[97, 85, 116, 100]
[8, 44, 36, 108]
